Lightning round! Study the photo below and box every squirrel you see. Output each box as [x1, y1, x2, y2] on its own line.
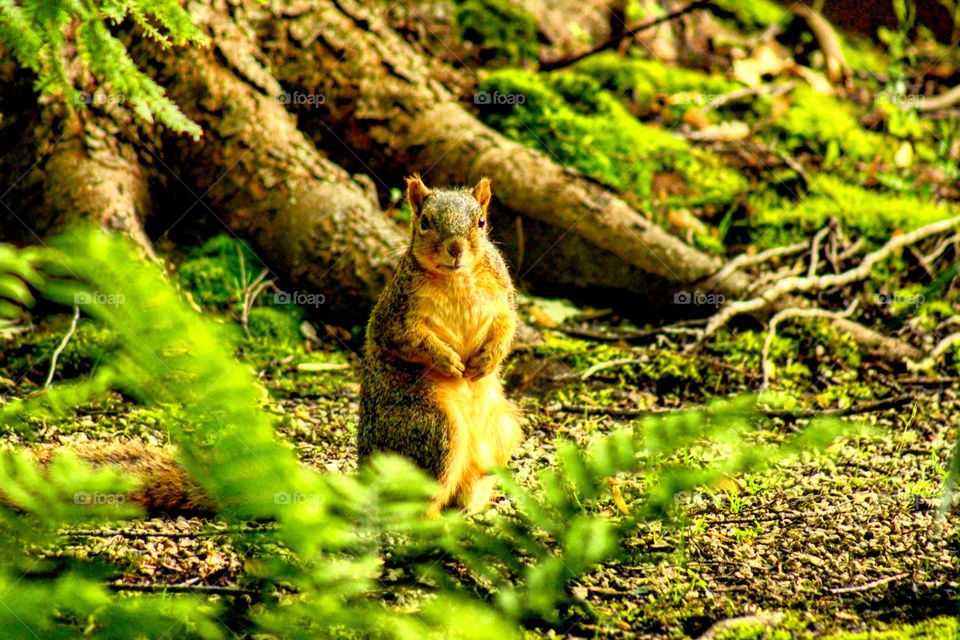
[3, 177, 521, 517]
[358, 175, 523, 515]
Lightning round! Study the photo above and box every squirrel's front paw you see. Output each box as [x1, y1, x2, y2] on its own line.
[431, 350, 465, 378]
[464, 349, 498, 380]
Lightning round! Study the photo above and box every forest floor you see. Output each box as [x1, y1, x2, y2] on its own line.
[1, 284, 957, 639]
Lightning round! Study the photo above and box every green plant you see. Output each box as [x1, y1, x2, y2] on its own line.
[0, 0, 206, 136]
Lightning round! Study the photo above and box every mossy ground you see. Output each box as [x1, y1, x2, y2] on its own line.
[3, 11, 960, 636]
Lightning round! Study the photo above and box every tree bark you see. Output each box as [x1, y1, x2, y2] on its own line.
[140, 11, 404, 320]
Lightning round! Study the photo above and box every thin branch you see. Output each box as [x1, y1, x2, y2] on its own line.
[701, 216, 960, 343]
[807, 225, 832, 279]
[712, 241, 808, 285]
[702, 81, 795, 113]
[914, 84, 960, 112]
[538, 0, 713, 71]
[109, 583, 259, 596]
[760, 301, 858, 390]
[45, 306, 81, 388]
[829, 573, 908, 595]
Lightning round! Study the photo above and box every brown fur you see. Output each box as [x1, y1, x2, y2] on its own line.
[358, 176, 523, 513]
[5, 442, 215, 515]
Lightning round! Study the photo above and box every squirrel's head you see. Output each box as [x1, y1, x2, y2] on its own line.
[405, 174, 492, 275]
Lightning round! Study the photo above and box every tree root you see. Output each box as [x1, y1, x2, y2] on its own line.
[699, 216, 960, 363]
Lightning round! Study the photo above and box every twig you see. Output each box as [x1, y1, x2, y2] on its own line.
[45, 306, 81, 388]
[922, 232, 960, 265]
[792, 5, 850, 83]
[580, 358, 645, 380]
[538, 0, 713, 71]
[702, 81, 795, 113]
[908, 332, 960, 371]
[807, 225, 832, 278]
[557, 394, 911, 420]
[556, 319, 705, 344]
[760, 301, 858, 390]
[712, 241, 808, 286]
[109, 583, 259, 596]
[700, 215, 960, 343]
[836, 237, 863, 263]
[759, 394, 914, 420]
[829, 572, 908, 595]
[914, 84, 960, 112]
[241, 269, 272, 339]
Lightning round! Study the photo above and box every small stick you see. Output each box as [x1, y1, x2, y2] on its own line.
[914, 84, 960, 112]
[829, 572, 908, 595]
[807, 225, 832, 278]
[538, 0, 713, 71]
[712, 241, 808, 285]
[702, 81, 795, 112]
[45, 305, 81, 388]
[109, 583, 259, 596]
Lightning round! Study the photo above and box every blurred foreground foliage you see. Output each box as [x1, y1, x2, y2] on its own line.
[0, 229, 902, 638]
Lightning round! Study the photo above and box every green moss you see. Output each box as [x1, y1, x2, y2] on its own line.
[828, 617, 959, 639]
[176, 235, 261, 311]
[454, 0, 539, 66]
[247, 306, 303, 344]
[841, 36, 891, 77]
[477, 68, 747, 210]
[1, 315, 116, 384]
[751, 174, 959, 246]
[709, 0, 790, 28]
[773, 86, 889, 164]
[574, 52, 741, 118]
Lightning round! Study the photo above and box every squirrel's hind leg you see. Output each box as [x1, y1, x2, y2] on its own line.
[460, 474, 498, 514]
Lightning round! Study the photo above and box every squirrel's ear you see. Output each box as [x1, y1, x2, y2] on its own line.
[405, 174, 431, 214]
[472, 177, 492, 210]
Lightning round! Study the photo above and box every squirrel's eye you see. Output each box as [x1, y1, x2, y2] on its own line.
[478, 216, 486, 229]
[419, 216, 430, 232]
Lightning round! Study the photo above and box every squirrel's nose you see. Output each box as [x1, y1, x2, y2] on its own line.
[446, 240, 465, 260]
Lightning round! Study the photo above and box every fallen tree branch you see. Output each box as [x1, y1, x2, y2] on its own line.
[538, 0, 714, 71]
[700, 216, 960, 343]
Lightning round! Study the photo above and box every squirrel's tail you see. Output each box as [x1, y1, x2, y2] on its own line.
[3, 442, 215, 515]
